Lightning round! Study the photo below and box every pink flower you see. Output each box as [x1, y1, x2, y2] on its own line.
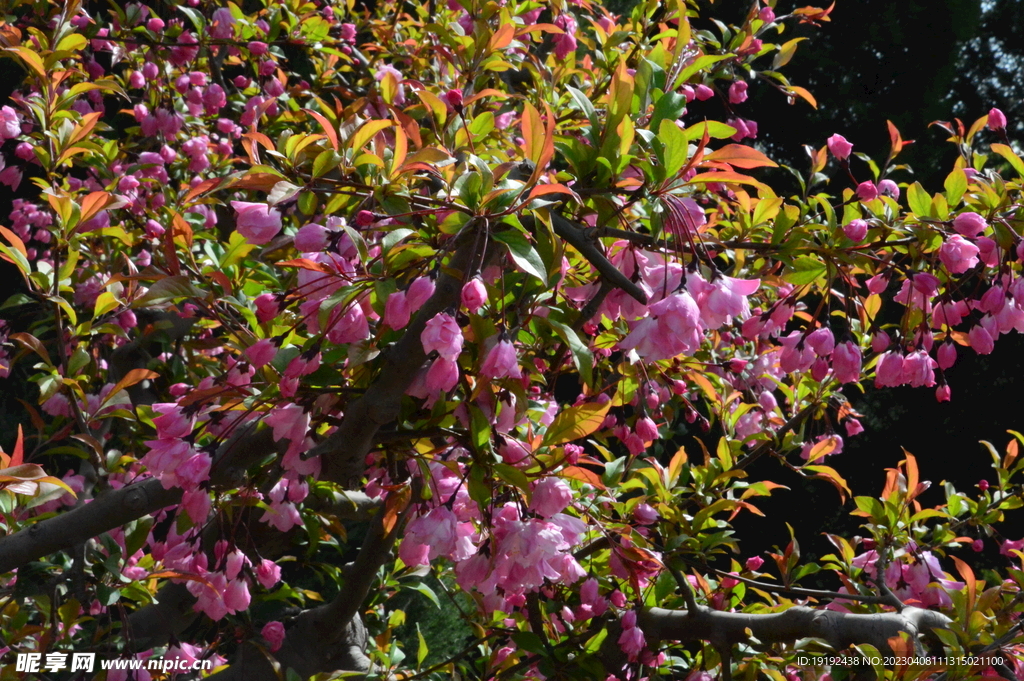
[407, 276, 435, 311]
[759, 6, 776, 22]
[988, 108, 1007, 131]
[878, 179, 900, 199]
[256, 559, 282, 589]
[461, 277, 487, 313]
[222, 577, 249, 613]
[421, 313, 463, 360]
[857, 181, 879, 202]
[152, 403, 194, 439]
[209, 7, 235, 39]
[843, 219, 868, 242]
[424, 357, 459, 393]
[745, 555, 764, 571]
[294, 222, 327, 251]
[845, 418, 864, 436]
[231, 201, 282, 245]
[531, 477, 572, 518]
[969, 324, 994, 354]
[832, 341, 862, 383]
[806, 327, 835, 356]
[480, 338, 522, 379]
[553, 14, 578, 60]
[728, 80, 748, 104]
[902, 350, 936, 387]
[827, 134, 853, 160]
[0, 106, 20, 140]
[248, 40, 269, 55]
[694, 84, 714, 101]
[245, 339, 276, 368]
[384, 290, 410, 329]
[874, 351, 905, 388]
[618, 610, 645, 660]
[937, 342, 957, 370]
[939, 235, 980, 273]
[444, 88, 464, 109]
[936, 384, 951, 402]
[953, 211, 987, 237]
[633, 503, 658, 525]
[261, 621, 286, 652]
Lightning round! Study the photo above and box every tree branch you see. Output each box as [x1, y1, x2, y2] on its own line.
[310, 230, 483, 485]
[522, 214, 648, 305]
[637, 605, 952, 657]
[0, 425, 281, 575]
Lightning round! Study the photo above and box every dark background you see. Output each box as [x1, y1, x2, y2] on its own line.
[2, 0, 1023, 579]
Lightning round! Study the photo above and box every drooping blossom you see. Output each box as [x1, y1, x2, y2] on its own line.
[530, 477, 572, 518]
[939, 235, 980, 273]
[231, 201, 282, 244]
[856, 181, 878, 202]
[421, 313, 463, 360]
[953, 211, 987, 237]
[481, 338, 522, 379]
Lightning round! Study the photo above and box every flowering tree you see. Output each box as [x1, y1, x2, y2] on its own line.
[1, 0, 1024, 679]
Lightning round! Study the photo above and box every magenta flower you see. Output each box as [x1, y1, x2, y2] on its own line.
[421, 313, 463, 360]
[694, 84, 714, 101]
[461, 277, 487, 313]
[826, 134, 853, 160]
[635, 416, 659, 442]
[256, 559, 282, 589]
[617, 610, 646, 660]
[937, 342, 957, 370]
[902, 350, 937, 387]
[806, 327, 835, 356]
[553, 14, 578, 60]
[424, 357, 459, 393]
[728, 80, 748, 104]
[633, 503, 658, 525]
[209, 7, 235, 39]
[481, 338, 522, 379]
[759, 6, 776, 22]
[0, 106, 20, 141]
[261, 621, 286, 652]
[745, 555, 764, 571]
[530, 477, 572, 517]
[444, 88, 464, 109]
[294, 222, 327, 252]
[245, 339, 277, 369]
[856, 181, 879, 202]
[878, 178, 900, 199]
[231, 201, 282, 245]
[843, 219, 868, 242]
[407, 276, 435, 311]
[845, 418, 864, 436]
[384, 290, 410, 330]
[939, 234, 980, 273]
[969, 324, 994, 354]
[988, 108, 1007, 131]
[953, 211, 987, 237]
[874, 351, 905, 388]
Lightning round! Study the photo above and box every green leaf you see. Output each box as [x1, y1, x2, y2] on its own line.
[133, 276, 206, 306]
[406, 581, 440, 608]
[906, 181, 932, 217]
[547, 319, 594, 387]
[416, 624, 429, 667]
[658, 118, 689, 179]
[312, 149, 343, 178]
[493, 228, 547, 283]
[494, 463, 531, 494]
[677, 54, 729, 83]
[682, 120, 738, 142]
[783, 256, 828, 285]
[221, 231, 255, 268]
[649, 91, 687, 135]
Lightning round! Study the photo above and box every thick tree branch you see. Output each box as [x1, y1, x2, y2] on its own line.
[638, 605, 952, 657]
[310, 231, 482, 485]
[204, 498, 403, 680]
[522, 214, 648, 305]
[0, 426, 281, 574]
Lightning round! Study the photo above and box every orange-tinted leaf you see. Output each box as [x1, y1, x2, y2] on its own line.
[806, 436, 839, 463]
[687, 171, 769, 191]
[276, 258, 334, 273]
[951, 555, 976, 611]
[383, 484, 411, 535]
[69, 111, 103, 146]
[10, 332, 52, 366]
[788, 86, 817, 108]
[0, 225, 27, 257]
[521, 102, 544, 167]
[307, 109, 339, 151]
[887, 120, 903, 157]
[181, 178, 223, 206]
[667, 446, 688, 486]
[804, 465, 851, 501]
[489, 23, 515, 51]
[542, 400, 612, 446]
[349, 120, 392, 152]
[526, 183, 582, 204]
[704, 144, 778, 169]
[102, 369, 159, 407]
[561, 465, 605, 489]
